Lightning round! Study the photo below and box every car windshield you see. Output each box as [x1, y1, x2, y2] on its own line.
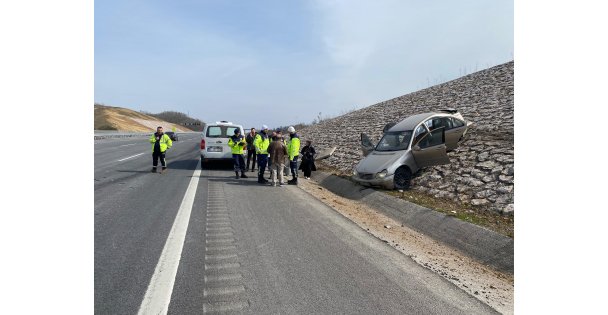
[375, 131, 413, 151]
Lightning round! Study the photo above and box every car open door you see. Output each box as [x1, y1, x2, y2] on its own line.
[411, 128, 450, 168]
[361, 133, 375, 156]
[444, 117, 468, 150]
[316, 146, 336, 160]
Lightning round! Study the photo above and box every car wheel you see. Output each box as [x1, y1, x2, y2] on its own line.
[394, 166, 412, 190]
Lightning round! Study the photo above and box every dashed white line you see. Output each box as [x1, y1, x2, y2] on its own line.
[203, 285, 245, 297]
[203, 300, 249, 313]
[204, 273, 243, 283]
[137, 161, 201, 315]
[204, 262, 241, 271]
[117, 152, 145, 162]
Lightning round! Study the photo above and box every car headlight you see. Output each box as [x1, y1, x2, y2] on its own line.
[376, 170, 388, 179]
[353, 169, 359, 176]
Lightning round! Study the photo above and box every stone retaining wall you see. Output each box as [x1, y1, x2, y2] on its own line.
[298, 61, 514, 214]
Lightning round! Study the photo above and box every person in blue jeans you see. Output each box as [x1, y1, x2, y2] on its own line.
[228, 129, 248, 179]
[254, 125, 271, 184]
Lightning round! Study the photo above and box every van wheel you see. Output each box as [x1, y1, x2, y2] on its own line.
[394, 167, 412, 190]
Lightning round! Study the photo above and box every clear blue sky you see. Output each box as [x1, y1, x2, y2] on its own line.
[95, 0, 513, 129]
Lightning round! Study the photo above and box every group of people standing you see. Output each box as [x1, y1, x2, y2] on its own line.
[229, 125, 316, 186]
[148, 124, 316, 185]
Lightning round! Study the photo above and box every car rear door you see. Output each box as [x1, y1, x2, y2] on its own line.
[447, 117, 468, 149]
[411, 127, 450, 168]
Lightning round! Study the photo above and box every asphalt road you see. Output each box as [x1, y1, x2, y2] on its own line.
[94, 134, 497, 314]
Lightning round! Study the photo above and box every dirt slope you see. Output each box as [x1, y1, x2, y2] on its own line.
[94, 104, 193, 132]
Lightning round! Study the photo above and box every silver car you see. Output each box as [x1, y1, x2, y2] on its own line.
[200, 121, 246, 167]
[352, 109, 473, 190]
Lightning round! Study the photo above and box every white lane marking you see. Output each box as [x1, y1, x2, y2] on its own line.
[119, 143, 137, 147]
[137, 161, 201, 315]
[117, 152, 145, 162]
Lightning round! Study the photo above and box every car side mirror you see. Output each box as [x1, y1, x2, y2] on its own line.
[412, 145, 421, 151]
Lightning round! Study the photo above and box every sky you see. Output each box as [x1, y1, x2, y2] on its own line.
[95, 0, 513, 129]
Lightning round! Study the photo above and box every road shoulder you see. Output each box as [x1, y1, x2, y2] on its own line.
[297, 175, 514, 315]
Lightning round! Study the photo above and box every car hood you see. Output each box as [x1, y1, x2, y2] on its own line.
[356, 150, 405, 174]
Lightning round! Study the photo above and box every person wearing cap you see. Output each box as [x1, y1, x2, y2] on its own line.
[286, 126, 301, 185]
[254, 125, 271, 184]
[149, 126, 172, 173]
[228, 128, 248, 179]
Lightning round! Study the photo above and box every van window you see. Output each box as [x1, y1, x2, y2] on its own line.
[205, 126, 241, 138]
[226, 127, 238, 136]
[207, 126, 222, 137]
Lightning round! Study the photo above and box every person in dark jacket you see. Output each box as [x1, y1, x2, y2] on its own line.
[245, 128, 257, 172]
[268, 135, 288, 186]
[299, 140, 316, 179]
[267, 129, 280, 179]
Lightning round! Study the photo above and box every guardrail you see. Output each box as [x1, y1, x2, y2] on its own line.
[94, 131, 199, 140]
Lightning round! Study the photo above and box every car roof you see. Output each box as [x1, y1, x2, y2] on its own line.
[388, 112, 437, 131]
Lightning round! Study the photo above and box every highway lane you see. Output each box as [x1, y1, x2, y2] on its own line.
[95, 137, 497, 314]
[95, 134, 202, 314]
[94, 134, 200, 185]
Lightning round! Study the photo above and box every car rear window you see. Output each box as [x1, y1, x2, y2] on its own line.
[205, 126, 241, 138]
[452, 118, 465, 128]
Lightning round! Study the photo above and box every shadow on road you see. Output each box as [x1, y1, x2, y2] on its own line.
[201, 160, 236, 170]
[221, 179, 265, 186]
[115, 170, 151, 174]
[167, 158, 199, 170]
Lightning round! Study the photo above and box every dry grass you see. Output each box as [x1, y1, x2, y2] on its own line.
[94, 104, 193, 132]
[316, 162, 514, 238]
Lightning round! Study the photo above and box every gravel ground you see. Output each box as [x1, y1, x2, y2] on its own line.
[298, 177, 514, 315]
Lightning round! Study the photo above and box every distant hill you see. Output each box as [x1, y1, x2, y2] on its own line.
[145, 111, 205, 132]
[94, 104, 195, 132]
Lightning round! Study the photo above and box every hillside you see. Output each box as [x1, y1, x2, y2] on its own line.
[299, 61, 514, 215]
[94, 104, 194, 132]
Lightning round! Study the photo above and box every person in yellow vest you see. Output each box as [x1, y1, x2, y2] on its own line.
[228, 129, 248, 179]
[149, 126, 172, 173]
[286, 126, 301, 184]
[254, 125, 271, 184]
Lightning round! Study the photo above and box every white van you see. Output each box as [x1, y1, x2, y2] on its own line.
[200, 121, 246, 167]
